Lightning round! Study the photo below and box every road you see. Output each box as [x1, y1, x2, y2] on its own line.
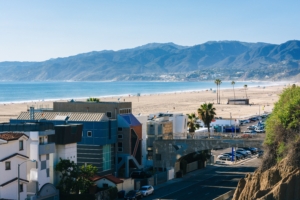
[143, 157, 261, 200]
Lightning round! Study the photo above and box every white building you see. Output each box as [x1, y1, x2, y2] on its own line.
[0, 122, 83, 199]
[0, 133, 30, 200]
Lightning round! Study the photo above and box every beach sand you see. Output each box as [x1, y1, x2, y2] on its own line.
[0, 84, 288, 123]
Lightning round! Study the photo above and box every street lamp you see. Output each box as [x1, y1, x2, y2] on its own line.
[18, 159, 36, 200]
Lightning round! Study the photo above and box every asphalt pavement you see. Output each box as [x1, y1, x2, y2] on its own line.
[142, 157, 261, 200]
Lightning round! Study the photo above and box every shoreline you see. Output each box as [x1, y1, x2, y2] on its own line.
[0, 81, 288, 105]
[0, 82, 295, 123]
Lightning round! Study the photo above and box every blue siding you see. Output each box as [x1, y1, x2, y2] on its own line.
[10, 119, 117, 146]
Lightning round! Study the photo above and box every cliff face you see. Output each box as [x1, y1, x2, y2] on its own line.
[233, 159, 300, 200]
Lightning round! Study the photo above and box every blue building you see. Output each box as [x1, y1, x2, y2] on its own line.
[11, 111, 117, 176]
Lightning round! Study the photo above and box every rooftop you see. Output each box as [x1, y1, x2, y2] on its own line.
[0, 132, 28, 141]
[16, 112, 109, 122]
[90, 174, 123, 184]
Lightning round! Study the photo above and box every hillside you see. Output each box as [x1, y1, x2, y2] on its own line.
[0, 40, 299, 81]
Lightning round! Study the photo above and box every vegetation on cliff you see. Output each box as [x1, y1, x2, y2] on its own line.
[262, 84, 300, 170]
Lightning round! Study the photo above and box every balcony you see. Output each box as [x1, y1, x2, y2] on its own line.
[39, 130, 55, 136]
[39, 142, 55, 155]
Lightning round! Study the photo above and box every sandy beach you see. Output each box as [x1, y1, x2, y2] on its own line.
[0, 84, 289, 123]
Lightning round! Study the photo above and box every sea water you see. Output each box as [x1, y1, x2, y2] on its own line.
[0, 81, 280, 103]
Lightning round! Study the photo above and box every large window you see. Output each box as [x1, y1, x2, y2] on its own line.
[103, 145, 111, 171]
[19, 140, 24, 151]
[5, 161, 11, 170]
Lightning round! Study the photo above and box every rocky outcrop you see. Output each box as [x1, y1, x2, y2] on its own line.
[233, 158, 300, 200]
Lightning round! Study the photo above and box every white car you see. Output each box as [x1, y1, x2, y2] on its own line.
[139, 185, 154, 196]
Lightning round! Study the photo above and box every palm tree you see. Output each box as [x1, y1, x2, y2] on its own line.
[186, 113, 200, 139]
[244, 85, 248, 99]
[231, 81, 236, 100]
[218, 79, 222, 104]
[214, 79, 219, 104]
[197, 103, 216, 139]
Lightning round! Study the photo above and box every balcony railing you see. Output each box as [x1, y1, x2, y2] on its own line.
[39, 142, 55, 155]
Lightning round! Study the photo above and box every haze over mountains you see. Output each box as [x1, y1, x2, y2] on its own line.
[0, 40, 299, 81]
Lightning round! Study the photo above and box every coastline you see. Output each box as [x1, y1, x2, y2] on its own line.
[0, 81, 287, 104]
[0, 83, 292, 123]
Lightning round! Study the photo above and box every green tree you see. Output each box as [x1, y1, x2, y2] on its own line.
[231, 81, 236, 100]
[244, 84, 248, 99]
[263, 85, 300, 170]
[55, 158, 98, 194]
[87, 97, 100, 102]
[197, 103, 216, 138]
[186, 113, 200, 138]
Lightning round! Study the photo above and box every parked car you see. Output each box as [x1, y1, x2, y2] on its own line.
[139, 185, 154, 196]
[247, 125, 256, 130]
[124, 190, 143, 200]
[255, 129, 265, 133]
[240, 147, 256, 154]
[236, 149, 249, 157]
[237, 148, 251, 155]
[257, 151, 264, 158]
[130, 171, 151, 179]
[219, 155, 235, 161]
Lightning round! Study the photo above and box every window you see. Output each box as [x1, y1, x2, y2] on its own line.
[103, 145, 111, 171]
[119, 108, 131, 114]
[155, 154, 161, 161]
[5, 161, 11, 170]
[39, 137, 44, 144]
[19, 184, 23, 192]
[103, 183, 109, 188]
[106, 112, 112, 118]
[118, 134, 123, 139]
[19, 140, 24, 151]
[118, 127, 123, 132]
[87, 131, 92, 137]
[118, 142, 123, 152]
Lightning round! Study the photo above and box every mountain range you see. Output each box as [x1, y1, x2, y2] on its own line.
[0, 40, 299, 81]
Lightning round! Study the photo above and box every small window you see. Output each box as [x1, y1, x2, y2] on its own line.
[19, 140, 24, 151]
[5, 161, 11, 170]
[19, 184, 23, 192]
[155, 154, 161, 161]
[103, 183, 108, 188]
[118, 142, 123, 152]
[118, 127, 122, 132]
[118, 134, 123, 139]
[87, 131, 92, 137]
[106, 112, 112, 118]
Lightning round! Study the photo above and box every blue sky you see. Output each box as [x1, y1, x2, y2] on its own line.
[0, 1, 299, 61]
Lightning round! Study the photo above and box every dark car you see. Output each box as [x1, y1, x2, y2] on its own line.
[240, 147, 256, 154]
[124, 190, 143, 200]
[130, 171, 151, 179]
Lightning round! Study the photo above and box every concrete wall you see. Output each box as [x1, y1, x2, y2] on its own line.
[153, 139, 263, 170]
[117, 178, 135, 193]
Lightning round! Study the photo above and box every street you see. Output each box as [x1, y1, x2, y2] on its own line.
[143, 157, 261, 200]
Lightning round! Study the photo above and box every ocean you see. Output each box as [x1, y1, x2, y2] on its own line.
[0, 81, 281, 103]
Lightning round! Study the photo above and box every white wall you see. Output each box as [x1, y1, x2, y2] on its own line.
[117, 178, 135, 193]
[0, 181, 27, 200]
[95, 179, 116, 188]
[51, 143, 77, 186]
[0, 138, 28, 200]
